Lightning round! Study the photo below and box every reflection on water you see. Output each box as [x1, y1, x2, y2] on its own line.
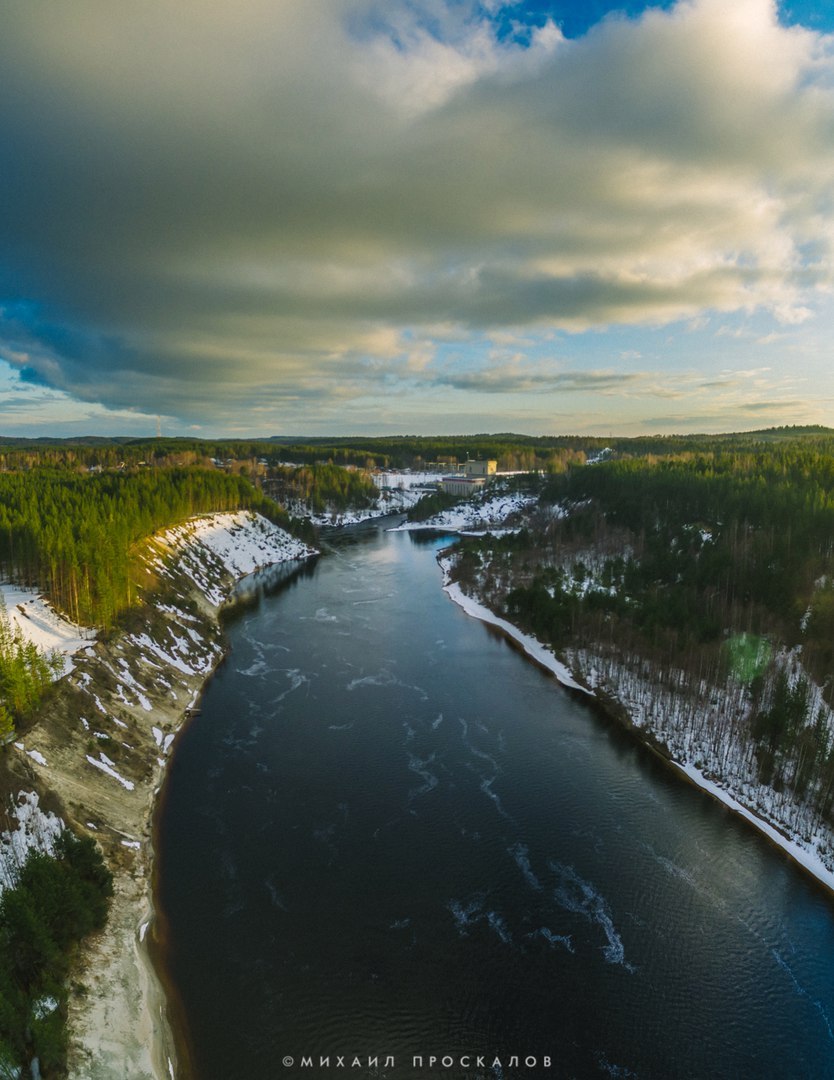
[158, 526, 834, 1079]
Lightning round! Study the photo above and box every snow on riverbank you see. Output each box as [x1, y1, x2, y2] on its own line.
[2, 509, 318, 1080]
[439, 554, 834, 898]
[163, 511, 315, 575]
[394, 491, 537, 533]
[1, 512, 313, 677]
[0, 584, 93, 675]
[154, 511, 317, 606]
[288, 486, 428, 527]
[674, 761, 834, 893]
[439, 557, 588, 693]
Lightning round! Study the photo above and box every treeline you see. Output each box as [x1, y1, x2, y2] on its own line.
[541, 448, 834, 651]
[263, 464, 378, 514]
[0, 831, 112, 1076]
[265, 436, 588, 472]
[451, 441, 834, 822]
[0, 468, 298, 629]
[0, 435, 589, 473]
[406, 491, 462, 522]
[0, 611, 62, 740]
[2, 426, 833, 474]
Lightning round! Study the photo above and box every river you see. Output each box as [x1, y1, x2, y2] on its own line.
[156, 524, 834, 1079]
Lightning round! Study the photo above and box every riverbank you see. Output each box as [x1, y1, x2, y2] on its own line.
[3, 511, 316, 1079]
[438, 554, 834, 901]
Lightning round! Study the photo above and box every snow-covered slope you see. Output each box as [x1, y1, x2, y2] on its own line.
[148, 510, 316, 606]
[394, 491, 537, 533]
[165, 510, 314, 572]
[441, 549, 834, 897]
[0, 792, 64, 893]
[1, 509, 318, 1080]
[0, 585, 92, 675]
[439, 556, 588, 693]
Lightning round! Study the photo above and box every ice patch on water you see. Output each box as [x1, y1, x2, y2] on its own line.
[273, 668, 309, 703]
[407, 753, 439, 802]
[239, 659, 269, 678]
[529, 927, 575, 953]
[265, 878, 288, 911]
[480, 776, 510, 820]
[549, 862, 635, 971]
[458, 715, 500, 771]
[432, 713, 444, 730]
[448, 896, 512, 945]
[348, 669, 397, 692]
[448, 896, 485, 934]
[772, 949, 834, 1042]
[509, 842, 541, 891]
[347, 668, 428, 700]
[596, 1051, 639, 1078]
[486, 910, 512, 945]
[470, 745, 500, 771]
[390, 918, 412, 930]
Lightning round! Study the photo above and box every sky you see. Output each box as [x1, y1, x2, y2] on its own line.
[1, 0, 834, 439]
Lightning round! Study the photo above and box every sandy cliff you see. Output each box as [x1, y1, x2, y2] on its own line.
[2, 511, 315, 1080]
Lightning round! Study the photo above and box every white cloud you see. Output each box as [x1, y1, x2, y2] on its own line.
[0, 0, 833, 430]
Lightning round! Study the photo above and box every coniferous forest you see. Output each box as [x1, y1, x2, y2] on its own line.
[0, 467, 296, 630]
[0, 831, 112, 1073]
[447, 435, 834, 839]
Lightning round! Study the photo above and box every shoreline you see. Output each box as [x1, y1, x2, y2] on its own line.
[119, 550, 318, 1080]
[2, 511, 317, 1080]
[61, 640, 230, 1080]
[147, 702, 201, 1080]
[438, 556, 834, 903]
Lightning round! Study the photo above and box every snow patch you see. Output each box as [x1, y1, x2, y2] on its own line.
[0, 792, 64, 893]
[14, 743, 49, 767]
[440, 557, 589, 694]
[394, 490, 536, 533]
[0, 584, 93, 676]
[85, 754, 135, 791]
[162, 511, 316, 583]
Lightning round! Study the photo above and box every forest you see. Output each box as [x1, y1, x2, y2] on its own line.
[262, 463, 378, 515]
[0, 610, 63, 741]
[0, 830, 112, 1076]
[448, 437, 834, 833]
[0, 467, 302, 631]
[0, 432, 598, 473]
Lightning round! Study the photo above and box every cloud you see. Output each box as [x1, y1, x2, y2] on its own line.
[429, 361, 647, 394]
[0, 0, 833, 426]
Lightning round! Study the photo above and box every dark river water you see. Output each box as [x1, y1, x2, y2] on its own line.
[157, 525, 834, 1079]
